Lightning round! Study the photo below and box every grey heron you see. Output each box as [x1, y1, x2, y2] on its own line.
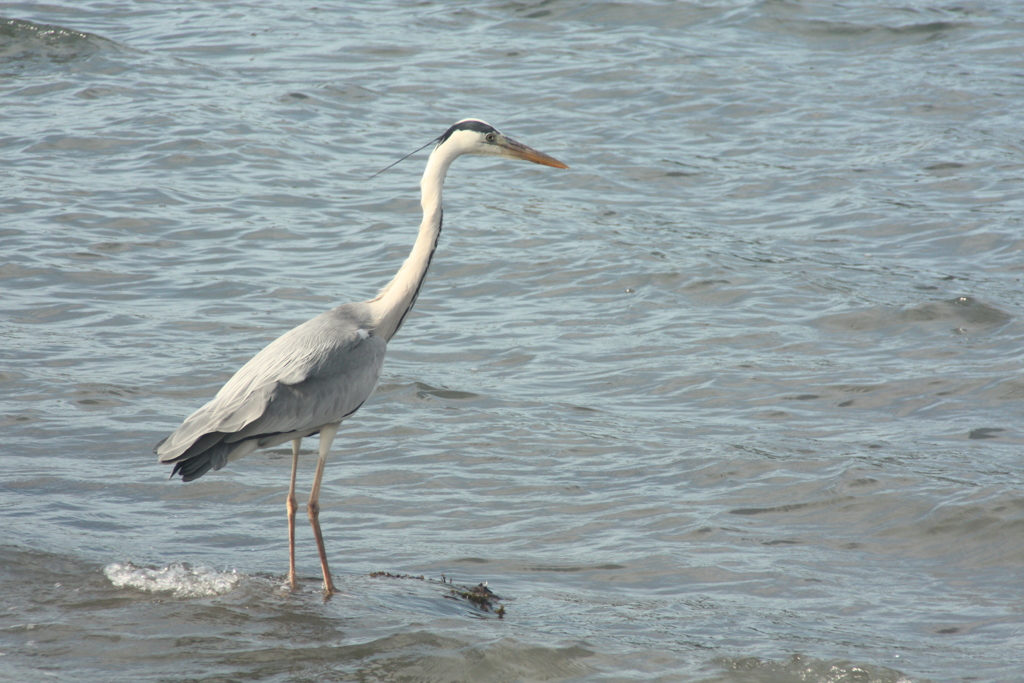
[155, 119, 568, 595]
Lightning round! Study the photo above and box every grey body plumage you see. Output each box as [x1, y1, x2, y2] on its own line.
[157, 304, 384, 481]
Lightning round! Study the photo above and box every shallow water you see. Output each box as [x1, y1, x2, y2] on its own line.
[2, 2, 1024, 681]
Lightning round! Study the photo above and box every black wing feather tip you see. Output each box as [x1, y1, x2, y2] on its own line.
[164, 437, 231, 482]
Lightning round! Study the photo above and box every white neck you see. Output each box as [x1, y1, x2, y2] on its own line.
[365, 142, 460, 342]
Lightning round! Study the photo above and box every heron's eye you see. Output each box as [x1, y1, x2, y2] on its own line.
[485, 133, 497, 142]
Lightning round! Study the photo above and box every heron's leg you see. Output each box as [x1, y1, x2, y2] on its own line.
[287, 438, 301, 591]
[308, 422, 340, 596]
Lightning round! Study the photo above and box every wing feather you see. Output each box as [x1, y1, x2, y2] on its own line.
[156, 304, 384, 463]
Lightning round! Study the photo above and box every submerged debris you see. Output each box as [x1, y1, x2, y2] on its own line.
[369, 571, 505, 617]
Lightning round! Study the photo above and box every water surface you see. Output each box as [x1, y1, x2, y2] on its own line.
[2, 2, 1024, 681]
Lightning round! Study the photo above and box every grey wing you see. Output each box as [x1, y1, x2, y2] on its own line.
[223, 331, 385, 444]
[156, 305, 386, 469]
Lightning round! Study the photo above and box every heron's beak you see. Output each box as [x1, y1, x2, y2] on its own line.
[502, 137, 569, 169]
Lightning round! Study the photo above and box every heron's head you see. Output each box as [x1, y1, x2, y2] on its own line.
[435, 119, 568, 169]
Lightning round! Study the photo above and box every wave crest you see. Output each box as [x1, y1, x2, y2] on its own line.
[104, 561, 242, 598]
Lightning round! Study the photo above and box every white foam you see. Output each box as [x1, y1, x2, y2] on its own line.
[104, 561, 242, 598]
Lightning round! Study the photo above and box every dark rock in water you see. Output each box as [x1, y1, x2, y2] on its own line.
[369, 571, 505, 617]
